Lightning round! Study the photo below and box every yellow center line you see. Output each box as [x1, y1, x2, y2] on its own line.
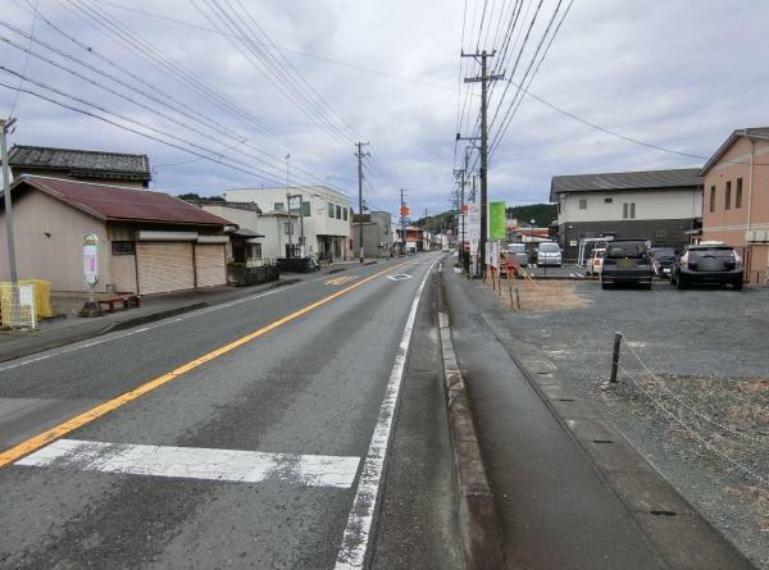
[0, 260, 415, 468]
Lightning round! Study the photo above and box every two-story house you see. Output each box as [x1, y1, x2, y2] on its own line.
[700, 127, 769, 284]
[551, 168, 702, 261]
[222, 186, 351, 262]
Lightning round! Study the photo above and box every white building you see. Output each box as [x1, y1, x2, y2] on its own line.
[223, 186, 351, 261]
[551, 168, 702, 260]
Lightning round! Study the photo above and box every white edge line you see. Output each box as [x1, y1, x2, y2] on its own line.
[334, 257, 437, 569]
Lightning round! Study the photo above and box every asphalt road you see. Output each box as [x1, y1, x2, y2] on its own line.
[0, 253, 459, 569]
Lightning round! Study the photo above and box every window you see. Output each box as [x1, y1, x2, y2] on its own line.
[336, 205, 342, 219]
[655, 229, 667, 241]
[725, 181, 732, 210]
[709, 186, 716, 212]
[301, 201, 311, 217]
[578, 199, 588, 209]
[111, 241, 135, 255]
[274, 201, 285, 211]
[630, 203, 636, 219]
[328, 202, 335, 217]
[604, 197, 613, 204]
[343, 207, 348, 221]
[622, 203, 629, 219]
[736, 178, 743, 208]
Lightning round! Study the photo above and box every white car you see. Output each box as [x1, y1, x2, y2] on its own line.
[536, 242, 562, 267]
[586, 248, 606, 276]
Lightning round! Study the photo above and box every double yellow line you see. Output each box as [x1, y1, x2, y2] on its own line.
[0, 261, 412, 468]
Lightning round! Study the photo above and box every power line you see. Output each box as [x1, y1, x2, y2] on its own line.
[6, 0, 39, 118]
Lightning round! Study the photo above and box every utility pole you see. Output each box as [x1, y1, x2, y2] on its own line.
[400, 188, 407, 255]
[286, 193, 305, 257]
[285, 153, 293, 257]
[1, 117, 18, 287]
[458, 50, 503, 277]
[355, 142, 370, 263]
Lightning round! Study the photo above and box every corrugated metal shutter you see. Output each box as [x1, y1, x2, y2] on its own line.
[137, 242, 195, 295]
[194, 244, 226, 288]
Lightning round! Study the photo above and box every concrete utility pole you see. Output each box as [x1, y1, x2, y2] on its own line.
[1, 117, 18, 287]
[355, 142, 370, 263]
[285, 153, 293, 257]
[400, 188, 407, 255]
[459, 50, 503, 277]
[286, 193, 305, 257]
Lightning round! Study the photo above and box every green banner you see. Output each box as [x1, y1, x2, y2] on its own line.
[489, 201, 507, 240]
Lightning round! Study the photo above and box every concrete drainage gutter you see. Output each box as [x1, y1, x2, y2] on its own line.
[436, 272, 505, 570]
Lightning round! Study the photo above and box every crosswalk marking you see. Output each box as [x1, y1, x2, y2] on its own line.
[16, 439, 361, 489]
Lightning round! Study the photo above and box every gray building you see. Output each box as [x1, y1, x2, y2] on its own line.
[352, 211, 393, 258]
[551, 168, 703, 260]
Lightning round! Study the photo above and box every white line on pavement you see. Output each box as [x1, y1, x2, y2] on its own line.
[16, 438, 361, 489]
[334, 257, 437, 569]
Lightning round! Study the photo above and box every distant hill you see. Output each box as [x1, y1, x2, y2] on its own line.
[506, 203, 557, 227]
[177, 193, 225, 203]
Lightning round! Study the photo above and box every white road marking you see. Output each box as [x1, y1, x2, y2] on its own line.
[334, 258, 437, 569]
[0, 258, 427, 374]
[16, 439, 360, 489]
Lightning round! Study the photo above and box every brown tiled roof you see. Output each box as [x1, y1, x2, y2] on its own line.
[4, 176, 229, 227]
[8, 145, 151, 183]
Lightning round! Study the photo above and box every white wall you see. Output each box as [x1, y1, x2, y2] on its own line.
[201, 204, 298, 260]
[558, 189, 702, 224]
[222, 187, 351, 250]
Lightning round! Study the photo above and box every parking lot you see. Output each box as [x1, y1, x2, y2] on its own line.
[523, 263, 587, 279]
[500, 280, 769, 568]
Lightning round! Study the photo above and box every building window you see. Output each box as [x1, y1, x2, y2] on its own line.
[630, 203, 636, 219]
[656, 229, 667, 241]
[343, 207, 348, 221]
[328, 202, 335, 217]
[622, 203, 628, 219]
[725, 181, 732, 210]
[274, 201, 285, 211]
[336, 205, 342, 219]
[111, 241, 135, 255]
[709, 186, 716, 212]
[301, 201, 311, 217]
[578, 198, 587, 209]
[604, 197, 613, 203]
[736, 178, 743, 208]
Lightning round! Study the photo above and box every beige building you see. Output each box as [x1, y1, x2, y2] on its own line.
[0, 176, 231, 295]
[700, 127, 769, 284]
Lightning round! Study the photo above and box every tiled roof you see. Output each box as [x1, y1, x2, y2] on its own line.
[8, 145, 151, 182]
[4, 176, 229, 227]
[699, 127, 769, 176]
[550, 168, 701, 201]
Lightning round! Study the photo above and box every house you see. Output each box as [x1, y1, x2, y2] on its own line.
[395, 225, 424, 254]
[551, 168, 702, 261]
[352, 211, 393, 258]
[0, 176, 231, 295]
[8, 145, 152, 188]
[700, 127, 769, 284]
[200, 202, 300, 261]
[222, 186, 351, 262]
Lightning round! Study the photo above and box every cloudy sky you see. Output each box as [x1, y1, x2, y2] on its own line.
[2, 0, 768, 218]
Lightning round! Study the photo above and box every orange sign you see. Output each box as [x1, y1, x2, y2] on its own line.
[400, 205, 411, 217]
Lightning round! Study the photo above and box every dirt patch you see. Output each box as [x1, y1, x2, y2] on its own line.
[483, 278, 587, 312]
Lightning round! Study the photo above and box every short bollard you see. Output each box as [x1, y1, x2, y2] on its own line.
[609, 331, 623, 384]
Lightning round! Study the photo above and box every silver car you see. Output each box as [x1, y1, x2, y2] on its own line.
[537, 242, 562, 267]
[506, 243, 529, 267]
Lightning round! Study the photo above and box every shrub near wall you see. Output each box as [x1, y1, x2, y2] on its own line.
[227, 263, 279, 287]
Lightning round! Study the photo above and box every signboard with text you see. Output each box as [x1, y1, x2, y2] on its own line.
[83, 233, 99, 288]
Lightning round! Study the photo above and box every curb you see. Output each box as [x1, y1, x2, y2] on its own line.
[436, 271, 505, 570]
[99, 302, 209, 334]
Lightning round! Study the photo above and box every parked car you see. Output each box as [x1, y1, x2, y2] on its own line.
[536, 242, 562, 267]
[671, 243, 743, 290]
[650, 247, 676, 277]
[600, 239, 653, 289]
[586, 248, 606, 276]
[506, 243, 528, 267]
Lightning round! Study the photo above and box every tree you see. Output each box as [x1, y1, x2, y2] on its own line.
[177, 192, 225, 203]
[505, 203, 557, 227]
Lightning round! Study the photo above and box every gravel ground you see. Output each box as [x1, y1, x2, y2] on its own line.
[496, 280, 769, 569]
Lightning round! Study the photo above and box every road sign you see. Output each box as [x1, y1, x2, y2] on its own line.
[83, 233, 99, 288]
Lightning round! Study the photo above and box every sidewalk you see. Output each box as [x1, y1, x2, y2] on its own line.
[441, 267, 755, 569]
[0, 260, 365, 364]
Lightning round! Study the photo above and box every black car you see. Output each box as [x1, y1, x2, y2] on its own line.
[650, 247, 676, 277]
[600, 239, 653, 289]
[671, 244, 744, 290]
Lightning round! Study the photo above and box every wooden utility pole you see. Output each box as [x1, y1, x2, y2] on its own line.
[459, 50, 503, 277]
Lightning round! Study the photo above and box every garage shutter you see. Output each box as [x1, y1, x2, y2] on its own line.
[137, 242, 195, 295]
[194, 244, 226, 288]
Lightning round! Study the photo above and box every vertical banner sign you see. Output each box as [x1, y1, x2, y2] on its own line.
[489, 201, 507, 241]
[83, 233, 99, 288]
